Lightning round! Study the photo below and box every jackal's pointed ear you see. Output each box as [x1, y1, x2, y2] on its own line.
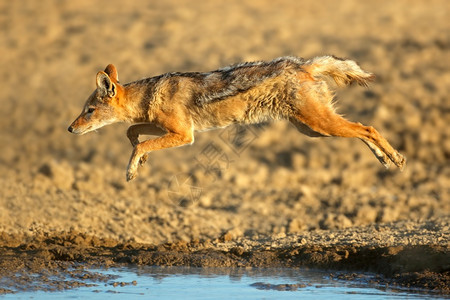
[104, 64, 119, 82]
[96, 71, 116, 98]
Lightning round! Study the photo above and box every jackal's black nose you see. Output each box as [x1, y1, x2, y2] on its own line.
[68, 126, 73, 133]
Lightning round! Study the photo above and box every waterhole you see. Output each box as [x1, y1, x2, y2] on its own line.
[1, 266, 444, 299]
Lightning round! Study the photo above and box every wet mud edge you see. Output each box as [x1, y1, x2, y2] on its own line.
[0, 231, 448, 295]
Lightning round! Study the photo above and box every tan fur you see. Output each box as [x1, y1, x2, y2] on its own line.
[68, 56, 406, 181]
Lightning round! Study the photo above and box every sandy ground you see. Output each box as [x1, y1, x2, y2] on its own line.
[0, 0, 449, 294]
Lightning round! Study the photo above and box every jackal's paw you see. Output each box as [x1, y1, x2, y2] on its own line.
[126, 167, 138, 182]
[139, 153, 148, 166]
[379, 156, 391, 169]
[393, 152, 407, 171]
[366, 141, 391, 169]
[126, 158, 139, 181]
[374, 150, 391, 169]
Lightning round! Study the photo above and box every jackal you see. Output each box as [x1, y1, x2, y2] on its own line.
[68, 56, 406, 181]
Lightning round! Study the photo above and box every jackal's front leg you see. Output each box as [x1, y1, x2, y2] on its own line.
[126, 132, 194, 181]
[127, 124, 166, 167]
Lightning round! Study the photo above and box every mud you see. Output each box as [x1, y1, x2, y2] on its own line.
[0, 218, 448, 294]
[0, 0, 449, 296]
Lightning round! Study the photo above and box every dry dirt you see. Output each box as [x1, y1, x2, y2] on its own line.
[0, 0, 449, 295]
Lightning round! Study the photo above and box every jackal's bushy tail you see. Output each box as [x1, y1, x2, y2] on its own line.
[304, 56, 375, 87]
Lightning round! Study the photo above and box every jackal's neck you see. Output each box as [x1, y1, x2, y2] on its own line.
[122, 78, 160, 123]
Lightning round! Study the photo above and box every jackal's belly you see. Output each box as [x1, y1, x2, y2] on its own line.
[192, 85, 293, 131]
[191, 97, 248, 131]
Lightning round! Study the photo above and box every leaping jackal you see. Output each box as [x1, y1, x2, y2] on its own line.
[68, 56, 406, 181]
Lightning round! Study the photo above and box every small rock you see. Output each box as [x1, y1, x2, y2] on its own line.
[220, 228, 243, 242]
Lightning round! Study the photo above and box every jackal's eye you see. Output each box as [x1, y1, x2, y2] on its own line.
[87, 107, 95, 114]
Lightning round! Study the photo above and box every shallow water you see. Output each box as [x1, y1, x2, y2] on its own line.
[3, 266, 445, 299]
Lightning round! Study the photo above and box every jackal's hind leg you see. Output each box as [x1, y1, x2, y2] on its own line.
[289, 117, 327, 137]
[360, 139, 391, 169]
[290, 97, 406, 169]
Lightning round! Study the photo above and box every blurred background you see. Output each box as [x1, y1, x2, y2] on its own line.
[0, 0, 448, 243]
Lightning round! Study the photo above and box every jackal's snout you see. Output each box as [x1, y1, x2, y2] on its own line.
[67, 118, 89, 135]
[67, 123, 82, 134]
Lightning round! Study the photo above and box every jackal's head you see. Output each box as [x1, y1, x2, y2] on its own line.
[68, 64, 125, 135]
